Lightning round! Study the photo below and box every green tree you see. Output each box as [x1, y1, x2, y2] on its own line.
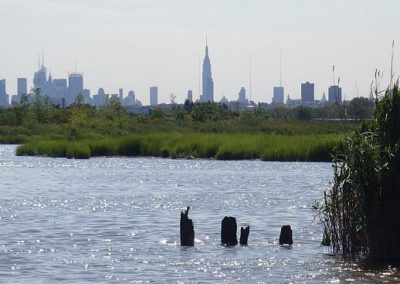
[69, 93, 88, 128]
[347, 97, 374, 120]
[31, 88, 55, 123]
[294, 106, 312, 120]
[102, 96, 128, 129]
[12, 93, 31, 125]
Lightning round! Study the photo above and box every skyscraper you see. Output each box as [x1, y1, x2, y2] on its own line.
[67, 72, 83, 105]
[272, 87, 284, 104]
[187, 90, 193, 102]
[301, 82, 314, 103]
[119, 88, 123, 101]
[0, 79, 8, 107]
[150, 86, 158, 106]
[33, 65, 47, 93]
[238, 87, 247, 104]
[328, 85, 342, 103]
[17, 78, 28, 96]
[200, 39, 214, 102]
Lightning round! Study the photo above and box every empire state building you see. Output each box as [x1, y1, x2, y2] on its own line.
[200, 41, 214, 102]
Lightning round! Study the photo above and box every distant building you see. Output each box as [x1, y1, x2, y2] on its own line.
[82, 89, 91, 104]
[150, 86, 158, 106]
[122, 90, 138, 107]
[67, 73, 83, 106]
[187, 90, 193, 102]
[301, 82, 314, 104]
[0, 79, 8, 107]
[93, 87, 108, 107]
[33, 65, 47, 92]
[238, 87, 248, 104]
[287, 95, 302, 108]
[220, 96, 229, 105]
[53, 79, 67, 98]
[119, 88, 123, 101]
[200, 40, 214, 102]
[321, 92, 327, 104]
[17, 78, 27, 96]
[272, 86, 284, 104]
[328, 85, 342, 103]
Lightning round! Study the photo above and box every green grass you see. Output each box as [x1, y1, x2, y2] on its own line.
[16, 132, 344, 161]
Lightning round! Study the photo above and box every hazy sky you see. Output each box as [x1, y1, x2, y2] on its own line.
[0, 0, 399, 104]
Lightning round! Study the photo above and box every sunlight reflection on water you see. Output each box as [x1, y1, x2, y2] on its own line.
[0, 145, 399, 282]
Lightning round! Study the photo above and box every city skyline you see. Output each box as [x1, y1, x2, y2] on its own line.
[0, 0, 399, 104]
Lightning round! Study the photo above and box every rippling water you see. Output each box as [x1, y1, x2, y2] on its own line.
[0, 145, 398, 283]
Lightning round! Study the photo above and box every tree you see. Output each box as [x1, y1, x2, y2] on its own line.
[294, 106, 312, 120]
[69, 93, 88, 128]
[31, 88, 55, 123]
[184, 99, 193, 113]
[102, 96, 128, 128]
[347, 97, 374, 120]
[12, 93, 31, 125]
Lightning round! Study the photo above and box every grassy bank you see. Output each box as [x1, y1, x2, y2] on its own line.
[16, 132, 343, 161]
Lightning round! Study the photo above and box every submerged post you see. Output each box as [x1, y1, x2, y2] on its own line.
[279, 225, 293, 245]
[240, 226, 250, 245]
[221, 216, 238, 246]
[180, 207, 194, 246]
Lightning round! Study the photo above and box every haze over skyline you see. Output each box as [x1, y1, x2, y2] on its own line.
[1, 0, 399, 104]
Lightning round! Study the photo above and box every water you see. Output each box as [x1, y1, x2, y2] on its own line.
[0, 144, 398, 283]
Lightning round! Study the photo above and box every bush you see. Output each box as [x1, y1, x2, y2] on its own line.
[317, 85, 400, 262]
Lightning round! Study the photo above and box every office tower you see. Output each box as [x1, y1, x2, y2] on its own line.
[301, 82, 314, 103]
[53, 79, 67, 97]
[82, 89, 91, 104]
[0, 79, 8, 107]
[119, 88, 123, 101]
[93, 87, 108, 107]
[328, 85, 342, 103]
[33, 65, 47, 93]
[150, 86, 158, 106]
[200, 39, 214, 102]
[67, 72, 83, 105]
[238, 87, 247, 103]
[272, 87, 284, 104]
[128, 90, 135, 101]
[17, 78, 28, 96]
[187, 90, 193, 102]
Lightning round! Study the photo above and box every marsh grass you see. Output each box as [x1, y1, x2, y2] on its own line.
[16, 132, 343, 161]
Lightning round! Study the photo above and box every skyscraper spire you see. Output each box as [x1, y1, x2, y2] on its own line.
[205, 36, 209, 57]
[201, 38, 214, 102]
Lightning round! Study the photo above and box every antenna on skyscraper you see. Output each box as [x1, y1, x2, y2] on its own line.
[42, 49, 44, 67]
[198, 52, 201, 98]
[280, 49, 282, 87]
[249, 52, 253, 101]
[74, 57, 77, 73]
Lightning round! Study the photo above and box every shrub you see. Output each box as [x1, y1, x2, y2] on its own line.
[317, 85, 400, 262]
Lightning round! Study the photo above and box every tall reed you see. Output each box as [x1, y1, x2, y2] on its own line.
[316, 85, 400, 262]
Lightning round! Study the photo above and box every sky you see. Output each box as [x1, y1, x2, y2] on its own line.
[0, 0, 399, 104]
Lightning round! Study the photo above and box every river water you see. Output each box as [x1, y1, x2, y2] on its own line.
[0, 145, 398, 283]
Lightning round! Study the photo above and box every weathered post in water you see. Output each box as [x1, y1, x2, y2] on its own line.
[180, 207, 194, 246]
[240, 226, 250, 245]
[279, 225, 293, 245]
[221, 216, 238, 246]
